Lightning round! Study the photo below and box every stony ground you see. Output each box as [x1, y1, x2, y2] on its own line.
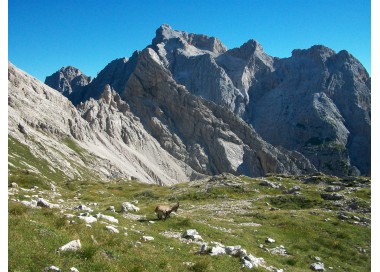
[8, 171, 370, 271]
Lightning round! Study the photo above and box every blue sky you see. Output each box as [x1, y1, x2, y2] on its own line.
[8, 0, 371, 82]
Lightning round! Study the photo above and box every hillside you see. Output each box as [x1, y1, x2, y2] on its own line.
[9, 170, 370, 271]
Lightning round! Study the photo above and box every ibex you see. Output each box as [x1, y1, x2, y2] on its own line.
[154, 202, 179, 220]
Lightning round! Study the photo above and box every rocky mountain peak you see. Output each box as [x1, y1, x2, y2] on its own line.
[40, 25, 370, 177]
[45, 66, 91, 96]
[226, 39, 264, 59]
[152, 24, 227, 54]
[291, 45, 336, 62]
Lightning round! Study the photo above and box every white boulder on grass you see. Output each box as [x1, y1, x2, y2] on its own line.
[95, 213, 119, 224]
[78, 215, 97, 224]
[105, 225, 119, 233]
[209, 246, 226, 256]
[58, 239, 81, 252]
[21, 199, 38, 208]
[37, 198, 60, 209]
[141, 236, 155, 241]
[121, 202, 140, 212]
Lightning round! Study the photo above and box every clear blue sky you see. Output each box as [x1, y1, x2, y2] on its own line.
[8, 0, 371, 82]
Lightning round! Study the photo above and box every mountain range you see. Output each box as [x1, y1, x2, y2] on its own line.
[8, 24, 371, 185]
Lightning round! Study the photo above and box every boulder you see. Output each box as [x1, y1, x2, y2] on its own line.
[209, 246, 226, 256]
[78, 215, 97, 224]
[241, 255, 265, 268]
[58, 239, 81, 252]
[310, 262, 325, 271]
[320, 193, 344, 200]
[121, 202, 140, 213]
[105, 225, 119, 233]
[225, 245, 247, 257]
[182, 229, 202, 240]
[95, 213, 119, 224]
[37, 198, 60, 209]
[141, 236, 155, 241]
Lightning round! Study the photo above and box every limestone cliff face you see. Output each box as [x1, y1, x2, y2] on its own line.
[146, 26, 370, 176]
[246, 46, 370, 175]
[121, 48, 315, 176]
[42, 24, 370, 177]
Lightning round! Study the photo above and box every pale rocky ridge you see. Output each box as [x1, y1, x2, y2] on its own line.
[9, 62, 203, 185]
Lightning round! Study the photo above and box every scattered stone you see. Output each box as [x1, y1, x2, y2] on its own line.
[338, 213, 350, 220]
[314, 256, 321, 261]
[310, 262, 325, 271]
[95, 213, 119, 224]
[45, 265, 60, 272]
[320, 193, 344, 201]
[266, 237, 275, 243]
[141, 236, 154, 241]
[74, 204, 93, 213]
[182, 229, 202, 240]
[11, 182, 18, 188]
[283, 185, 301, 194]
[259, 180, 280, 189]
[121, 202, 140, 213]
[58, 239, 81, 252]
[209, 246, 226, 256]
[106, 206, 116, 213]
[20, 200, 38, 208]
[105, 225, 119, 233]
[78, 215, 97, 224]
[225, 245, 247, 257]
[268, 245, 287, 256]
[70, 267, 79, 272]
[241, 255, 265, 269]
[325, 186, 344, 192]
[37, 198, 60, 209]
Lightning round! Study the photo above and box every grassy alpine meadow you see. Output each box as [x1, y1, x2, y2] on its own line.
[8, 162, 370, 271]
[7, 133, 372, 272]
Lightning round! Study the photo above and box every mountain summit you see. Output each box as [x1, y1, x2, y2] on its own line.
[10, 24, 370, 183]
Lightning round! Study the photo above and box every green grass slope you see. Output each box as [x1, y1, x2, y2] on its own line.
[8, 169, 370, 271]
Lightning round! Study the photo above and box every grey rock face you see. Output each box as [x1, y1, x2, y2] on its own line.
[148, 26, 370, 176]
[38, 25, 372, 177]
[8, 62, 203, 185]
[121, 48, 315, 177]
[45, 66, 91, 97]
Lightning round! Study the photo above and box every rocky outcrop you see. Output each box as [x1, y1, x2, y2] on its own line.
[45, 66, 91, 97]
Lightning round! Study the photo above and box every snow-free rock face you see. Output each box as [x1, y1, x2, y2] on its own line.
[42, 24, 371, 177]
[147, 26, 371, 176]
[9, 62, 203, 185]
[45, 66, 91, 97]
